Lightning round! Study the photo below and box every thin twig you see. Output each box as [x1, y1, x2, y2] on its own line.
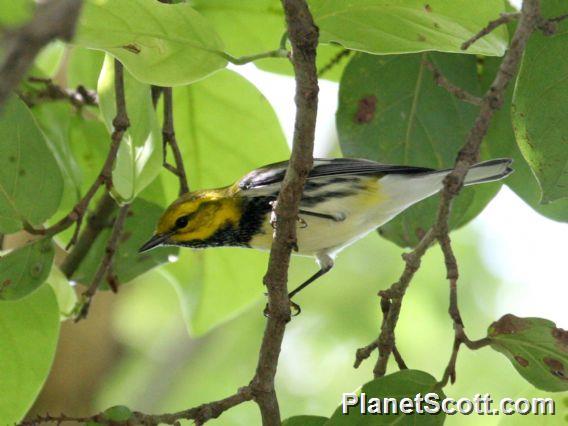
[24, 60, 130, 244]
[60, 193, 117, 278]
[354, 295, 407, 370]
[461, 12, 521, 51]
[151, 85, 163, 108]
[162, 87, 190, 195]
[318, 49, 351, 78]
[74, 203, 130, 322]
[221, 48, 289, 65]
[0, 0, 83, 109]
[423, 57, 482, 106]
[19, 77, 98, 108]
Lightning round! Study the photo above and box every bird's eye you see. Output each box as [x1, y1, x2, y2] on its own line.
[175, 215, 190, 229]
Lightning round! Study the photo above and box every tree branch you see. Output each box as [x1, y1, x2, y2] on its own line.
[24, 60, 130, 246]
[0, 0, 83, 109]
[74, 203, 130, 322]
[461, 12, 520, 51]
[162, 87, 190, 195]
[19, 77, 98, 109]
[422, 57, 482, 106]
[59, 193, 117, 278]
[221, 48, 290, 65]
[248, 1, 318, 424]
[21, 388, 254, 425]
[357, 0, 543, 381]
[317, 49, 351, 78]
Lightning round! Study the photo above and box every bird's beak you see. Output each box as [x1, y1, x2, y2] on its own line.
[139, 233, 171, 253]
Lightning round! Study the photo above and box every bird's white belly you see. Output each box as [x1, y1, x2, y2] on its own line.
[248, 188, 397, 257]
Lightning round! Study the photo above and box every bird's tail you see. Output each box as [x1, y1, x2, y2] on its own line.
[378, 158, 513, 217]
[460, 158, 514, 185]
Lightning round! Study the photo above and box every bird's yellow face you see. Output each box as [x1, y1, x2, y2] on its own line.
[139, 188, 243, 252]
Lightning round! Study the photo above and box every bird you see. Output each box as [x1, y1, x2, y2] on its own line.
[140, 157, 513, 312]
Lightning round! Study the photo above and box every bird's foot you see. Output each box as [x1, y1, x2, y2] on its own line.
[262, 299, 302, 318]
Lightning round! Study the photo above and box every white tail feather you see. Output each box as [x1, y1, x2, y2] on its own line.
[378, 159, 513, 218]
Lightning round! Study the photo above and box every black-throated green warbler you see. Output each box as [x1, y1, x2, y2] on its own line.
[140, 157, 512, 308]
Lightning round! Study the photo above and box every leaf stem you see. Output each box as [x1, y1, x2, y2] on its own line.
[220, 48, 289, 65]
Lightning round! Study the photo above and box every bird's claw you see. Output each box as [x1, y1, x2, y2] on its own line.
[290, 300, 301, 316]
[262, 299, 302, 318]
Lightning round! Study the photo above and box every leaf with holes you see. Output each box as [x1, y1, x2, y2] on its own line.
[310, 0, 508, 57]
[75, 0, 226, 86]
[162, 69, 288, 335]
[326, 370, 446, 425]
[0, 97, 64, 234]
[0, 238, 54, 301]
[71, 199, 177, 287]
[488, 314, 568, 392]
[0, 285, 60, 424]
[98, 55, 162, 202]
[337, 52, 502, 248]
[512, 0, 568, 204]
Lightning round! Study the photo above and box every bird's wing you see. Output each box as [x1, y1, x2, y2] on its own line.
[237, 158, 434, 195]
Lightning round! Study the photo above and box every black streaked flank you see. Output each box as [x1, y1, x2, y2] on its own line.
[301, 189, 356, 207]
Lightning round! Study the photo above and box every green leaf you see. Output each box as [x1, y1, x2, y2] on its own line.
[75, 0, 227, 86]
[191, 0, 282, 59]
[310, 0, 508, 57]
[326, 370, 446, 425]
[0, 0, 34, 27]
[31, 102, 82, 214]
[67, 47, 105, 89]
[488, 314, 568, 392]
[192, 0, 346, 81]
[98, 55, 162, 202]
[47, 266, 77, 320]
[0, 238, 54, 301]
[103, 405, 133, 421]
[0, 97, 64, 233]
[283, 415, 329, 426]
[337, 52, 501, 247]
[163, 69, 288, 334]
[34, 41, 66, 77]
[482, 58, 568, 222]
[0, 285, 60, 424]
[68, 115, 111, 195]
[72, 198, 178, 286]
[512, 0, 568, 204]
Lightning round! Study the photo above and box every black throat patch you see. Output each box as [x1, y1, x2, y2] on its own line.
[178, 196, 273, 249]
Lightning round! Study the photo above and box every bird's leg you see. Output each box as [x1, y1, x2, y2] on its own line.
[289, 266, 332, 298]
[287, 263, 333, 315]
[262, 266, 333, 317]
